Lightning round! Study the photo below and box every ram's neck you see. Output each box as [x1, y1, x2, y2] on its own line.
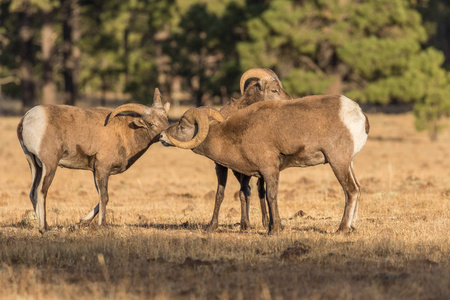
[120, 126, 156, 170]
[219, 97, 253, 119]
[192, 124, 239, 171]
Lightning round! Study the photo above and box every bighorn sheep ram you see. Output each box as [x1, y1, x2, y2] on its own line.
[17, 88, 170, 233]
[209, 68, 292, 232]
[160, 86, 369, 234]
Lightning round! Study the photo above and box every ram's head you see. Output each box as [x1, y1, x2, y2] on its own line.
[160, 107, 223, 149]
[106, 88, 170, 139]
[239, 68, 292, 102]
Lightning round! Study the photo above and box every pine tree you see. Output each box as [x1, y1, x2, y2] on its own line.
[237, 0, 450, 139]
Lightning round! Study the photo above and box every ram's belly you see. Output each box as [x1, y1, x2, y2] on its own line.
[279, 150, 326, 170]
[59, 150, 95, 170]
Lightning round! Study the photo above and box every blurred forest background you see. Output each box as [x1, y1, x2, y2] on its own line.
[1, 0, 450, 139]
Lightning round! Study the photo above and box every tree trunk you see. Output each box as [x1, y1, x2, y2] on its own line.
[18, 1, 35, 112]
[72, 0, 80, 104]
[124, 28, 129, 86]
[154, 28, 171, 101]
[61, 0, 80, 106]
[42, 11, 57, 105]
[100, 75, 107, 107]
[430, 119, 439, 142]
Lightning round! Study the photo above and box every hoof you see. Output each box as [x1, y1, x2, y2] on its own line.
[42, 230, 59, 238]
[240, 220, 250, 231]
[38, 223, 49, 235]
[268, 223, 284, 235]
[77, 219, 93, 229]
[336, 226, 355, 234]
[205, 222, 218, 233]
[262, 216, 270, 229]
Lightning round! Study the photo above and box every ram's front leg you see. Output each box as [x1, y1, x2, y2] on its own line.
[235, 173, 251, 231]
[79, 167, 110, 227]
[78, 170, 102, 226]
[206, 164, 228, 232]
[79, 204, 99, 226]
[95, 169, 110, 226]
[263, 170, 283, 235]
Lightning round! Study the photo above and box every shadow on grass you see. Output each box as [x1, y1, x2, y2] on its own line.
[2, 220, 333, 237]
[1, 221, 244, 234]
[290, 226, 330, 234]
[130, 221, 209, 231]
[368, 135, 423, 144]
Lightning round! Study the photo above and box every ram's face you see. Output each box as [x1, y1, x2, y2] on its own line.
[160, 115, 196, 147]
[243, 79, 292, 105]
[143, 104, 170, 137]
[262, 80, 292, 101]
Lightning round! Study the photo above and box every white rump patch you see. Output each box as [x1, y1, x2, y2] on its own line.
[21, 106, 47, 156]
[339, 96, 368, 157]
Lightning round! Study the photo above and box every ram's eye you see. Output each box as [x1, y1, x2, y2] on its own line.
[179, 124, 184, 131]
[148, 122, 155, 127]
[271, 89, 279, 94]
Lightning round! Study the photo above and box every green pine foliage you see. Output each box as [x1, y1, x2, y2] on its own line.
[236, 0, 450, 139]
[1, 0, 450, 139]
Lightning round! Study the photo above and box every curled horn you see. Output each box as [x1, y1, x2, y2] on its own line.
[240, 68, 284, 95]
[205, 107, 224, 122]
[106, 103, 152, 126]
[166, 107, 223, 149]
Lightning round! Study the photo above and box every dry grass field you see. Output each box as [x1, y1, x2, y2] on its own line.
[0, 112, 449, 299]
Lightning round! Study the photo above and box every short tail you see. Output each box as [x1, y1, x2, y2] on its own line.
[17, 117, 25, 147]
[363, 113, 370, 135]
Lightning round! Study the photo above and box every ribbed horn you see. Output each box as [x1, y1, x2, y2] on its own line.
[205, 107, 224, 122]
[240, 68, 282, 95]
[166, 107, 222, 149]
[106, 103, 152, 125]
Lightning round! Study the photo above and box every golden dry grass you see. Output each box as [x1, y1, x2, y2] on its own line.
[0, 113, 449, 299]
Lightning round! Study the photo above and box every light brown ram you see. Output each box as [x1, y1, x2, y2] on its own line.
[161, 84, 369, 234]
[17, 88, 170, 233]
[209, 68, 292, 232]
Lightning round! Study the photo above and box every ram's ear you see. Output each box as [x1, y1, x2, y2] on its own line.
[163, 102, 170, 114]
[133, 118, 148, 129]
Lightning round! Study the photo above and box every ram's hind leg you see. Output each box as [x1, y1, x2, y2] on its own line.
[349, 162, 361, 229]
[329, 158, 360, 233]
[257, 178, 269, 229]
[24, 151, 40, 211]
[33, 157, 57, 233]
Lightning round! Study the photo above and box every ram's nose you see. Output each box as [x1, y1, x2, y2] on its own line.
[159, 132, 172, 147]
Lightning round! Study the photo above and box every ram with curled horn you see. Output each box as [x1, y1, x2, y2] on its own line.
[163, 68, 293, 232]
[213, 68, 293, 231]
[161, 88, 369, 235]
[239, 68, 291, 99]
[17, 88, 170, 233]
